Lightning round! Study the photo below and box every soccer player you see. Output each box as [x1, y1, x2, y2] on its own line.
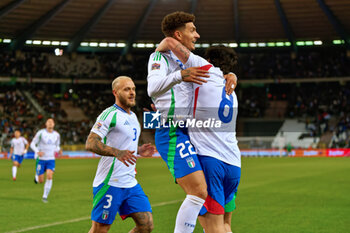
[10, 130, 29, 181]
[30, 118, 61, 203]
[147, 11, 237, 233]
[86, 76, 155, 233]
[156, 38, 241, 233]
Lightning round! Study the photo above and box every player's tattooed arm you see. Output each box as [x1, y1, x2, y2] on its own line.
[156, 37, 190, 64]
[86, 132, 137, 166]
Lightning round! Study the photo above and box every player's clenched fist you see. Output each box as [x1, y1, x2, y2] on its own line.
[116, 150, 137, 167]
[181, 67, 210, 85]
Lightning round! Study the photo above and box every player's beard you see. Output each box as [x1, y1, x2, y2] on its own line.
[119, 94, 135, 108]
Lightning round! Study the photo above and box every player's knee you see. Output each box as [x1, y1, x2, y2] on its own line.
[192, 186, 207, 200]
[138, 222, 153, 233]
[90, 222, 110, 233]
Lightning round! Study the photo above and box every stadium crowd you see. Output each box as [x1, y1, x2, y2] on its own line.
[0, 49, 349, 80]
[1, 48, 349, 150]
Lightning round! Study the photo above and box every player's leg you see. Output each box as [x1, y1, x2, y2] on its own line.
[128, 212, 153, 233]
[90, 185, 122, 233]
[11, 156, 19, 180]
[222, 165, 240, 233]
[118, 184, 153, 233]
[88, 221, 111, 233]
[42, 169, 54, 201]
[224, 212, 233, 233]
[34, 157, 39, 183]
[155, 127, 207, 233]
[199, 213, 226, 233]
[42, 160, 55, 202]
[36, 159, 46, 183]
[197, 155, 232, 233]
[174, 170, 207, 232]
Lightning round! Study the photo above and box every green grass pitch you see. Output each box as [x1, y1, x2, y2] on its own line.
[0, 157, 349, 233]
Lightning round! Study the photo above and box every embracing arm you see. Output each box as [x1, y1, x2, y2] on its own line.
[156, 37, 190, 64]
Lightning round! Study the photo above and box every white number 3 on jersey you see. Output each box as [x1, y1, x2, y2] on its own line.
[103, 194, 113, 209]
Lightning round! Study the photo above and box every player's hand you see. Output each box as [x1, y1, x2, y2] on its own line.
[224, 73, 237, 95]
[181, 67, 210, 85]
[143, 104, 157, 112]
[23, 149, 27, 155]
[38, 151, 44, 157]
[139, 143, 156, 157]
[116, 150, 137, 167]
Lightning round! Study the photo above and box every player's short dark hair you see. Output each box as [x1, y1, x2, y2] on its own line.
[204, 46, 238, 74]
[161, 11, 195, 37]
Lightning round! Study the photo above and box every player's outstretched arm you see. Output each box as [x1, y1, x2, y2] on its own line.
[86, 132, 137, 167]
[138, 143, 156, 157]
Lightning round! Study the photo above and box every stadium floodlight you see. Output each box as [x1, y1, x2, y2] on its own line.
[33, 40, 41, 45]
[249, 43, 257, 47]
[117, 43, 126, 47]
[258, 42, 266, 47]
[296, 41, 305, 46]
[136, 43, 146, 48]
[42, 41, 51, 45]
[229, 43, 238, 48]
[276, 42, 284, 47]
[332, 40, 344, 44]
[305, 41, 313, 46]
[132, 43, 137, 48]
[222, 43, 229, 46]
[146, 43, 154, 48]
[99, 42, 108, 47]
[60, 41, 69, 46]
[51, 41, 60, 45]
[314, 40, 322, 45]
[25, 40, 33, 45]
[202, 43, 210, 48]
[212, 43, 220, 46]
[285, 42, 291, 46]
[3, 39, 12, 43]
[195, 44, 201, 48]
[89, 42, 98, 47]
[108, 43, 117, 47]
[267, 42, 275, 47]
[80, 42, 89, 46]
[240, 43, 248, 47]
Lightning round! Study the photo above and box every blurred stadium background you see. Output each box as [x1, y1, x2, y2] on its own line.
[0, 0, 349, 232]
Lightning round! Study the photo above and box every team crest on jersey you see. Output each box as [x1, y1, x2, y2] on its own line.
[186, 157, 195, 168]
[94, 122, 102, 130]
[151, 63, 160, 70]
[102, 210, 109, 220]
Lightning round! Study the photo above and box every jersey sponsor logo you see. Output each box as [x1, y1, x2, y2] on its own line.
[186, 157, 196, 168]
[102, 210, 109, 220]
[143, 111, 161, 129]
[94, 122, 102, 130]
[151, 63, 160, 70]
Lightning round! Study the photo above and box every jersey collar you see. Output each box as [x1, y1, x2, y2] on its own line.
[113, 104, 130, 114]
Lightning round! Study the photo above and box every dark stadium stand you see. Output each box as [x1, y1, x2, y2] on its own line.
[0, 49, 349, 80]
